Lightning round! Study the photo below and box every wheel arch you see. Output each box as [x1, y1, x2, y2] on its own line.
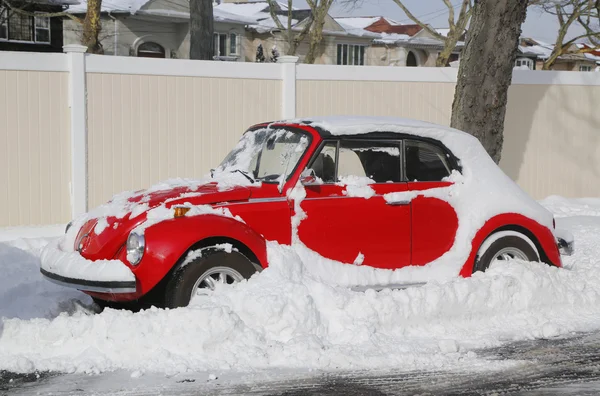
[132, 214, 268, 296]
[459, 213, 561, 277]
[177, 236, 263, 273]
[487, 224, 552, 266]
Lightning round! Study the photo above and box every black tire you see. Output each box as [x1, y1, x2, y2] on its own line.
[473, 235, 539, 274]
[91, 297, 138, 312]
[164, 248, 257, 308]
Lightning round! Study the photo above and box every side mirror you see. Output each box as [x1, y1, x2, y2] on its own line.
[300, 168, 318, 185]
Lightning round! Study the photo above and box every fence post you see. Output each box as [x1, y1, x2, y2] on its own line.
[278, 55, 298, 119]
[64, 44, 88, 219]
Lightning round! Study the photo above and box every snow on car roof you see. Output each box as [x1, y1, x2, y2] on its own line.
[273, 116, 476, 142]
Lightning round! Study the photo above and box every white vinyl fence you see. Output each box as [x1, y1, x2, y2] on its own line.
[1, 47, 600, 227]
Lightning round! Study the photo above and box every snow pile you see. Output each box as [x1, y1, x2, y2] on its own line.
[0, 199, 599, 376]
[0, 239, 90, 321]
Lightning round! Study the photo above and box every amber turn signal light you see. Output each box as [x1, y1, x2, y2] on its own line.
[173, 206, 191, 218]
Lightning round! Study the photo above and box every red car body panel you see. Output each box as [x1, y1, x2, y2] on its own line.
[299, 183, 412, 268]
[77, 122, 562, 302]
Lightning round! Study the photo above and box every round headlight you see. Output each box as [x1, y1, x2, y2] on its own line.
[126, 232, 145, 265]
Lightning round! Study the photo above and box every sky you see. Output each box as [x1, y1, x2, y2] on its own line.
[291, 0, 579, 44]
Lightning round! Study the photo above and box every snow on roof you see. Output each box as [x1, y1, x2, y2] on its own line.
[374, 33, 455, 49]
[333, 16, 382, 29]
[215, 1, 270, 18]
[69, 0, 255, 24]
[41, 0, 80, 5]
[436, 28, 450, 37]
[518, 38, 554, 59]
[69, 0, 150, 14]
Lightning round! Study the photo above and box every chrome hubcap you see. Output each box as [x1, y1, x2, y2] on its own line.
[190, 267, 244, 300]
[493, 247, 529, 262]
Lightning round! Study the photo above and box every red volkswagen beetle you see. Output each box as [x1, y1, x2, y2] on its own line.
[40, 117, 574, 309]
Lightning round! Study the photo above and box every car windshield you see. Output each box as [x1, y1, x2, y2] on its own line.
[215, 128, 311, 183]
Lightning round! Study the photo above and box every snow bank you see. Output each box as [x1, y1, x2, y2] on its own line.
[0, 199, 599, 376]
[0, 239, 90, 321]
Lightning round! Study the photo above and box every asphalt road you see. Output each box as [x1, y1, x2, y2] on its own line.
[4, 332, 600, 395]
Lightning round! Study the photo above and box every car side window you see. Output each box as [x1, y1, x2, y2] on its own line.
[405, 140, 451, 182]
[307, 141, 337, 183]
[338, 140, 402, 183]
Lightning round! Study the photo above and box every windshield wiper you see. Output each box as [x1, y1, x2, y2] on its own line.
[232, 169, 255, 184]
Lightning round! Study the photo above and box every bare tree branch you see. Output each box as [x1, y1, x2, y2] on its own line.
[1, 0, 82, 23]
[388, 0, 472, 67]
[534, 0, 600, 69]
[390, 0, 446, 41]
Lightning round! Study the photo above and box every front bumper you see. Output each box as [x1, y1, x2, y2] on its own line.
[40, 268, 136, 293]
[39, 240, 137, 294]
[555, 228, 575, 256]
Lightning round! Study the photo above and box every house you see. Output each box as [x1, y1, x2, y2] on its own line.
[64, 0, 254, 59]
[62, 0, 461, 67]
[518, 38, 599, 71]
[215, 1, 378, 65]
[0, 0, 77, 52]
[335, 16, 462, 67]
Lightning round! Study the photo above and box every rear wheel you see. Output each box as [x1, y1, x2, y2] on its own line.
[164, 248, 257, 308]
[473, 233, 539, 273]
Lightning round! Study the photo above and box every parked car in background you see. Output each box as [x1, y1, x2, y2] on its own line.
[40, 117, 574, 309]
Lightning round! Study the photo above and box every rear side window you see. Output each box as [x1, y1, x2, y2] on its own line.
[405, 140, 451, 182]
[338, 140, 402, 183]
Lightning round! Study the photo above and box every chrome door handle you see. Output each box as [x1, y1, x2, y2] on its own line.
[386, 200, 411, 206]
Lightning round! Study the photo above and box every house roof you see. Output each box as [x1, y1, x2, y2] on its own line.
[69, 0, 256, 24]
[24, 0, 80, 5]
[69, 0, 151, 14]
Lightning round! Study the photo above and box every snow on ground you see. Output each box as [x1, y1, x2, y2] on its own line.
[0, 198, 599, 376]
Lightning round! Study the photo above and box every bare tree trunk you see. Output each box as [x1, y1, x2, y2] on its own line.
[450, 0, 528, 163]
[82, 0, 103, 54]
[305, 0, 333, 64]
[436, 27, 462, 66]
[190, 0, 214, 60]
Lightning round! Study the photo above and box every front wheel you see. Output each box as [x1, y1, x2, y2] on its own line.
[164, 248, 258, 308]
[473, 233, 539, 273]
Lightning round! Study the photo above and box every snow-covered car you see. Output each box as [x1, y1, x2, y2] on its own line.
[40, 117, 574, 309]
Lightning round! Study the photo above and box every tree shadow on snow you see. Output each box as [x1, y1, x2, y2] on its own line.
[0, 242, 94, 326]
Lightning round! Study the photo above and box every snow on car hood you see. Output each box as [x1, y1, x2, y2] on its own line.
[61, 174, 254, 253]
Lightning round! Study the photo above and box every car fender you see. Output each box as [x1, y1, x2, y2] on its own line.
[459, 213, 561, 277]
[125, 214, 268, 295]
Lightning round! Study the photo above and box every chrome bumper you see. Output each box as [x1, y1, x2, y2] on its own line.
[40, 268, 137, 294]
[555, 228, 574, 256]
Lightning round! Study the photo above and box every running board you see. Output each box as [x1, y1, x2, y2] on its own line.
[350, 282, 427, 292]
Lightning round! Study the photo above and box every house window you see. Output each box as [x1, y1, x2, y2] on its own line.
[0, 7, 50, 43]
[214, 33, 227, 57]
[229, 33, 237, 55]
[8, 11, 32, 41]
[515, 57, 534, 70]
[579, 64, 592, 72]
[34, 14, 50, 43]
[0, 8, 7, 39]
[336, 44, 365, 66]
[137, 41, 165, 58]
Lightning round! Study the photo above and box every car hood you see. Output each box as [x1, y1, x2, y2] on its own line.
[75, 182, 252, 259]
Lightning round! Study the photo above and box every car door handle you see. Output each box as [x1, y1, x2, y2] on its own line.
[386, 200, 411, 206]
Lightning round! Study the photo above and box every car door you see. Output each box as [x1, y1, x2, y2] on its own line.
[404, 139, 459, 265]
[297, 138, 411, 269]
